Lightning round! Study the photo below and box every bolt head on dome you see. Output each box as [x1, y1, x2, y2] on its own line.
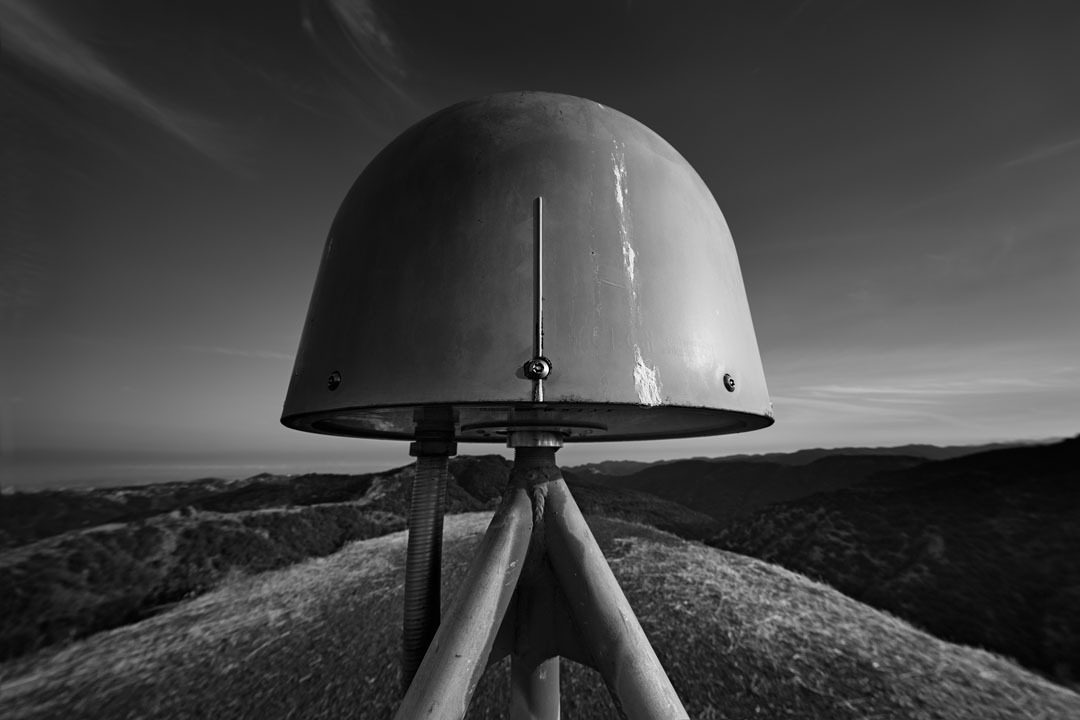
[281, 91, 773, 442]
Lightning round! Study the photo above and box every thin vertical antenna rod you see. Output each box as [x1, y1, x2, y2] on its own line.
[533, 196, 544, 403]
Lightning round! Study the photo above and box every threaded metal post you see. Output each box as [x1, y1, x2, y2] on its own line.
[402, 453, 448, 692]
[513, 445, 558, 470]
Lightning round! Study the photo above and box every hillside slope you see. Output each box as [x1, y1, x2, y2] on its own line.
[1, 455, 717, 548]
[710, 437, 1080, 682]
[0, 457, 718, 661]
[0, 503, 405, 660]
[2, 514, 1077, 719]
[576, 454, 926, 527]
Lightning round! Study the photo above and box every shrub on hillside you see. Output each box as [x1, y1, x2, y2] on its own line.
[566, 481, 720, 541]
[0, 504, 403, 660]
[0, 491, 137, 548]
[0, 474, 382, 548]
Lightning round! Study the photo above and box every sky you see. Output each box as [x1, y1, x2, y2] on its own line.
[2, 0, 1079, 488]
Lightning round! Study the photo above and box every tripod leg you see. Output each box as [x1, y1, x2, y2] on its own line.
[545, 478, 688, 720]
[394, 486, 534, 719]
[511, 656, 560, 720]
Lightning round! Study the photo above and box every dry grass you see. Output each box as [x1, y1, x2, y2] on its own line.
[2, 513, 1078, 719]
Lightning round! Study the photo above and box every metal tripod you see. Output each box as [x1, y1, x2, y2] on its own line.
[397, 430, 688, 720]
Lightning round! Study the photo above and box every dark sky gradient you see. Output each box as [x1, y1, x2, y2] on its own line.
[3, 0, 1079, 487]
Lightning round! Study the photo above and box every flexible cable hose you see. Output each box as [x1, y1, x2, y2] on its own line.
[402, 454, 448, 692]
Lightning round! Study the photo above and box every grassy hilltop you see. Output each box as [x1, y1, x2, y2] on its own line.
[2, 514, 1077, 719]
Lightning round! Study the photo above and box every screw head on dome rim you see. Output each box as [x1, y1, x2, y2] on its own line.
[281, 91, 773, 443]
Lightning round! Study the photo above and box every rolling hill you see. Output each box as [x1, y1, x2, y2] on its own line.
[565, 441, 1025, 475]
[2, 514, 1076, 719]
[571, 453, 927, 528]
[710, 437, 1080, 683]
[0, 456, 718, 661]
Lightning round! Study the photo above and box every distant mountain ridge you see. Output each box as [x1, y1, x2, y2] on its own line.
[566, 453, 928, 528]
[561, 441, 1047, 530]
[5, 442, 1032, 548]
[704, 440, 1037, 465]
[709, 436, 1080, 683]
[0, 455, 718, 550]
[565, 441, 1033, 475]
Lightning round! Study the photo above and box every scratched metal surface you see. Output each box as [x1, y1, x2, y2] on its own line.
[282, 92, 772, 441]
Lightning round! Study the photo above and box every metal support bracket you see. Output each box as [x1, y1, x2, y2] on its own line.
[522, 196, 551, 402]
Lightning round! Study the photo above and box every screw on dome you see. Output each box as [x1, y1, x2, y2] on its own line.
[723, 373, 736, 392]
[524, 357, 552, 380]
[328, 371, 342, 391]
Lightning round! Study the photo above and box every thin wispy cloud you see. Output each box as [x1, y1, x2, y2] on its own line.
[0, 0, 230, 166]
[922, 231, 1018, 281]
[1002, 136, 1080, 169]
[181, 345, 295, 362]
[762, 339, 1080, 446]
[769, 394, 954, 430]
[302, 0, 412, 102]
[773, 394, 925, 418]
[785, 0, 815, 24]
[0, 193, 49, 331]
[805, 377, 1056, 398]
[0, 251, 47, 329]
[889, 134, 1080, 220]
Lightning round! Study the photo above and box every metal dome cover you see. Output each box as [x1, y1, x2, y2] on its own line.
[281, 91, 772, 442]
